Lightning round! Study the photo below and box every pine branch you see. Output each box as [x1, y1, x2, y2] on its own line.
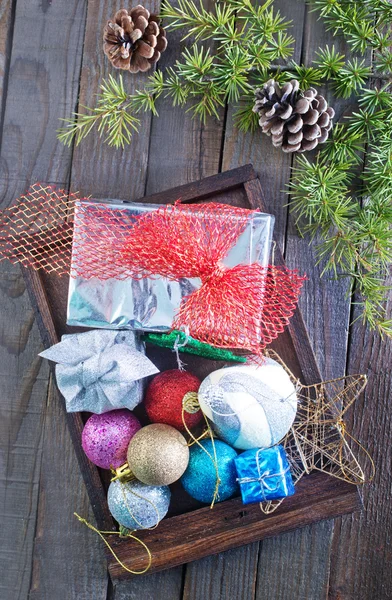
[289, 111, 392, 336]
[57, 0, 296, 145]
[316, 45, 345, 78]
[160, 0, 236, 41]
[55, 0, 392, 335]
[285, 64, 323, 89]
[308, 0, 387, 54]
[57, 75, 141, 148]
[214, 46, 252, 102]
[320, 124, 364, 164]
[332, 58, 372, 98]
[358, 85, 392, 112]
[233, 95, 259, 132]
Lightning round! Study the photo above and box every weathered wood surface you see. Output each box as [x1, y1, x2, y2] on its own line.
[0, 0, 391, 599]
[0, 1, 107, 600]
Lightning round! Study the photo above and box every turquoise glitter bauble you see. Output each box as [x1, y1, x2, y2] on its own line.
[180, 439, 238, 504]
[107, 479, 171, 530]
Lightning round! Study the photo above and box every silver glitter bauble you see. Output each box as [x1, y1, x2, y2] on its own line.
[127, 423, 189, 485]
[198, 360, 298, 450]
[107, 479, 170, 529]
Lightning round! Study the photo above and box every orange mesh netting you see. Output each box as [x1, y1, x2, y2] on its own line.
[0, 185, 305, 353]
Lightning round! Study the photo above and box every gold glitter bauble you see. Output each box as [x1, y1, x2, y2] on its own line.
[127, 423, 189, 485]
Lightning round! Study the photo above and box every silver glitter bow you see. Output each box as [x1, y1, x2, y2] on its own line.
[39, 330, 159, 413]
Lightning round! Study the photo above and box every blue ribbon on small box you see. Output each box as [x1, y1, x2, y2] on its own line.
[234, 445, 295, 505]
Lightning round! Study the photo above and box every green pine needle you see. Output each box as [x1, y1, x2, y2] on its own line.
[316, 45, 346, 78]
[286, 64, 323, 89]
[57, 75, 141, 148]
[332, 58, 372, 98]
[289, 113, 392, 335]
[374, 50, 392, 74]
[214, 46, 252, 102]
[268, 31, 295, 60]
[160, 0, 236, 41]
[320, 124, 364, 164]
[358, 85, 392, 112]
[233, 98, 259, 133]
[346, 108, 383, 138]
[186, 84, 225, 122]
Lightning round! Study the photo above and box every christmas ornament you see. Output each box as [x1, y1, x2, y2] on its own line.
[198, 360, 298, 450]
[107, 479, 170, 529]
[181, 439, 238, 504]
[39, 329, 158, 413]
[144, 369, 202, 431]
[127, 423, 189, 485]
[82, 409, 141, 469]
[234, 445, 295, 504]
[256, 350, 374, 515]
[283, 369, 371, 484]
[103, 7, 167, 73]
[253, 79, 335, 153]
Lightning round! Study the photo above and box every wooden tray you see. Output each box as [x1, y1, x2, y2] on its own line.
[21, 165, 361, 581]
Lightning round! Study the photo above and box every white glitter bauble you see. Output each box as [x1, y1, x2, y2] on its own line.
[198, 359, 297, 450]
[107, 479, 171, 530]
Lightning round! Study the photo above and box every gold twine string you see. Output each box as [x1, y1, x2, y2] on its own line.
[182, 393, 221, 508]
[119, 477, 161, 531]
[74, 513, 152, 575]
[182, 392, 210, 446]
[77, 463, 163, 575]
[110, 464, 162, 531]
[270, 240, 276, 266]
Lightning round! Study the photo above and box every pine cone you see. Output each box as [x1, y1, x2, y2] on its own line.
[103, 6, 167, 73]
[253, 79, 335, 153]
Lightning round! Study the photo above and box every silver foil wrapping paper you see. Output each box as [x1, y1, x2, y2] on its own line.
[67, 200, 275, 332]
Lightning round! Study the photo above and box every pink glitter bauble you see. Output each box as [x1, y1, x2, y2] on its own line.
[82, 409, 141, 469]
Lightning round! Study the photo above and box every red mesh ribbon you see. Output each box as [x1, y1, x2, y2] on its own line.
[72, 202, 305, 353]
[0, 184, 79, 275]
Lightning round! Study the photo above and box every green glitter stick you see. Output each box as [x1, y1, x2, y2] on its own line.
[142, 330, 247, 363]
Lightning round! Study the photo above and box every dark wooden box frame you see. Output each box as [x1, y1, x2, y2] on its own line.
[21, 165, 361, 581]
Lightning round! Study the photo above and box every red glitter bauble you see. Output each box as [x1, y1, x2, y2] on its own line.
[144, 370, 202, 431]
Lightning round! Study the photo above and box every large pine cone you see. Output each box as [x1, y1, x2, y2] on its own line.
[103, 6, 167, 73]
[253, 79, 335, 153]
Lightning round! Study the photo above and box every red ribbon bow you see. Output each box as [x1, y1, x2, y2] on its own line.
[72, 202, 305, 354]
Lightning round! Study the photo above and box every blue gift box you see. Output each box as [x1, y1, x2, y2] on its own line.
[234, 445, 295, 505]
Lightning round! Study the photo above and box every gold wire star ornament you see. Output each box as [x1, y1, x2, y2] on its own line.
[260, 350, 374, 515]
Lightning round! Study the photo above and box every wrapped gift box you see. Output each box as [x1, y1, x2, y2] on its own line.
[234, 445, 295, 504]
[67, 200, 274, 331]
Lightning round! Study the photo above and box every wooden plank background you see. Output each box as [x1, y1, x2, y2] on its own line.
[0, 0, 390, 599]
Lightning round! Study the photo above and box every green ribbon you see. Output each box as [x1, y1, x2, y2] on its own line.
[142, 330, 247, 363]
